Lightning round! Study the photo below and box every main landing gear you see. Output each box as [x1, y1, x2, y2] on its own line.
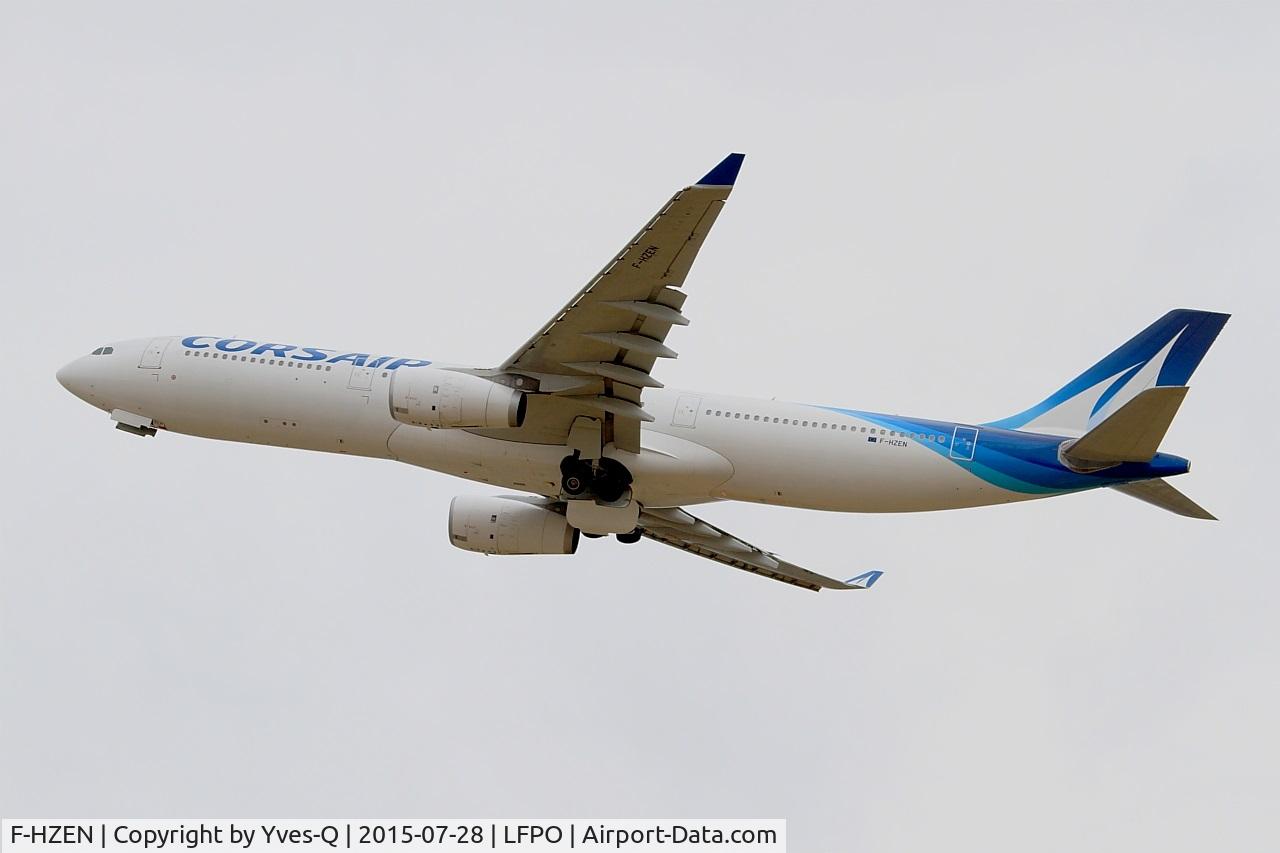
[560, 447, 639, 537]
[559, 453, 633, 504]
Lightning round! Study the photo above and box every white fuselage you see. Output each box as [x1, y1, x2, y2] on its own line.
[56, 336, 1039, 514]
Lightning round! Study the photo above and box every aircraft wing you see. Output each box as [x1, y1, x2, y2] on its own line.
[492, 154, 744, 453]
[637, 507, 884, 592]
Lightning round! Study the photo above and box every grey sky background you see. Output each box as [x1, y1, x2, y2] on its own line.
[3, 2, 1277, 849]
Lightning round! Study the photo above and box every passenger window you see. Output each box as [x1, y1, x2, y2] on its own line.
[802, 421, 809, 427]
[772, 418, 779, 423]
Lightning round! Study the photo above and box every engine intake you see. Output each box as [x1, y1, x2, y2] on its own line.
[448, 496, 579, 555]
[391, 368, 526, 429]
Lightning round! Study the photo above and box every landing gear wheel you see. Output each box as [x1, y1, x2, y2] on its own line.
[616, 529, 642, 544]
[560, 456, 592, 497]
[593, 458, 634, 504]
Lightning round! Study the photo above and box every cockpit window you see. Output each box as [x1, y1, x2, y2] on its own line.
[90, 346, 114, 355]
[91, 347, 103, 355]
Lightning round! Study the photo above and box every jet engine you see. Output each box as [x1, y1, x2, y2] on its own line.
[391, 368, 526, 429]
[448, 495, 579, 555]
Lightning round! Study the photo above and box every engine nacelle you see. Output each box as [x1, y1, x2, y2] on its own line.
[391, 368, 526, 429]
[448, 496, 579, 555]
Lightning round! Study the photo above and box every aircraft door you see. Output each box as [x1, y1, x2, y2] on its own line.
[671, 394, 701, 428]
[950, 426, 979, 461]
[138, 338, 169, 369]
[348, 365, 375, 391]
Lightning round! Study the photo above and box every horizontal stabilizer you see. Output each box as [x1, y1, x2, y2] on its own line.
[1062, 386, 1188, 466]
[1111, 478, 1216, 520]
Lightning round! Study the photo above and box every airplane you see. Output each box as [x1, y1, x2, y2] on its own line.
[55, 153, 1229, 592]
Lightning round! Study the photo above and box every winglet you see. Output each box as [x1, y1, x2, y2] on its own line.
[845, 570, 884, 589]
[696, 153, 745, 187]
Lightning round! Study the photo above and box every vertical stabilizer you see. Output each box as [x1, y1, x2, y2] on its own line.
[987, 309, 1228, 437]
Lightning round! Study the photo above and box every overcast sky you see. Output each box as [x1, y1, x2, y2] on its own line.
[3, 2, 1278, 849]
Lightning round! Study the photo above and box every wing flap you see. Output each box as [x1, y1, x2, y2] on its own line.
[638, 508, 880, 592]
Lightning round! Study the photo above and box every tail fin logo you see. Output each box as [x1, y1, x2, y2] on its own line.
[987, 310, 1228, 437]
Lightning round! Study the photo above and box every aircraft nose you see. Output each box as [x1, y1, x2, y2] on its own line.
[56, 357, 95, 403]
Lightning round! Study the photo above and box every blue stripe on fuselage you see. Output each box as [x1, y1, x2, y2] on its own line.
[814, 405, 1189, 495]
